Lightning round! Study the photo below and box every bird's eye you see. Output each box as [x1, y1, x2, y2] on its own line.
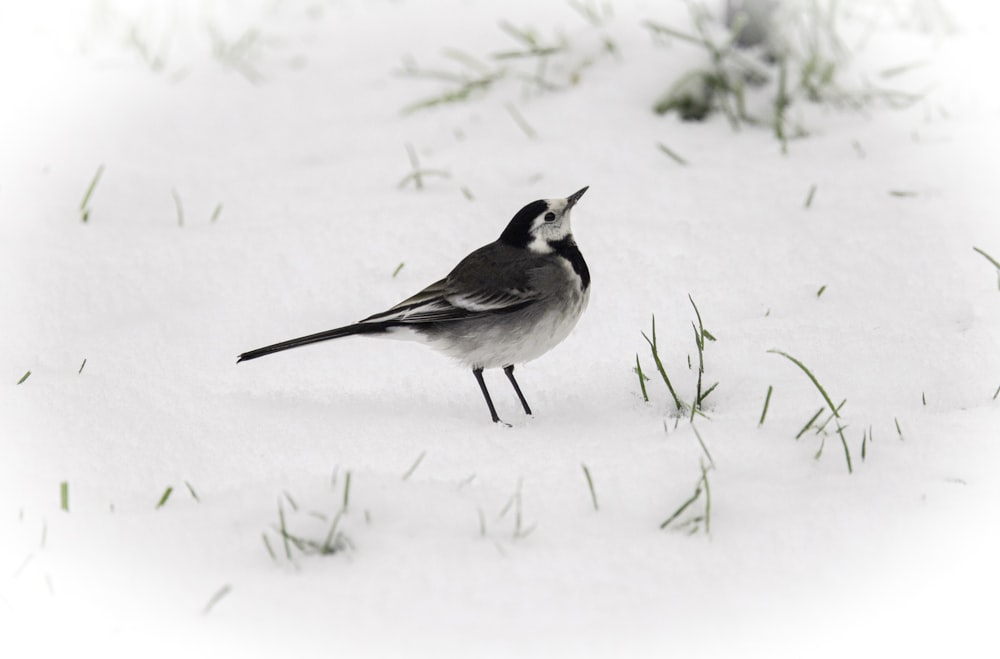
[544, 212, 556, 222]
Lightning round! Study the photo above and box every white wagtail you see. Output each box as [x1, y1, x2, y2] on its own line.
[238, 186, 590, 424]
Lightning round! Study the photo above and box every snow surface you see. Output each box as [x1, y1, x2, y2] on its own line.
[2, 1, 999, 657]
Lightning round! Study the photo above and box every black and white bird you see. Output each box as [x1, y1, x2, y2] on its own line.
[237, 186, 591, 424]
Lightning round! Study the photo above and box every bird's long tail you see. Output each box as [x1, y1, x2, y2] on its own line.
[237, 321, 395, 363]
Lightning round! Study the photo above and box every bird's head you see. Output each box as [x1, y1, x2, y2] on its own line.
[499, 186, 588, 253]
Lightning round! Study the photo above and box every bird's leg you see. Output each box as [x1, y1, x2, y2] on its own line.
[503, 364, 532, 416]
[473, 368, 505, 425]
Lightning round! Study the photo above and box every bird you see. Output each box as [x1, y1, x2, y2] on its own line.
[237, 186, 591, 424]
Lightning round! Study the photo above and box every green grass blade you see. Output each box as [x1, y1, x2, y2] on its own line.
[156, 486, 173, 509]
[402, 451, 426, 480]
[759, 385, 773, 426]
[634, 354, 649, 402]
[581, 464, 599, 512]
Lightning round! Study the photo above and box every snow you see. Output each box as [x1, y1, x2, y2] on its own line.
[2, 1, 999, 657]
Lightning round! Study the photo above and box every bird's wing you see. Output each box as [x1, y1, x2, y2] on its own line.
[360, 276, 540, 326]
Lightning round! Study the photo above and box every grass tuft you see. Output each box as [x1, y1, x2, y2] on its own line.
[769, 349, 853, 473]
[392, 262, 405, 278]
[397, 143, 451, 190]
[17, 371, 31, 385]
[60, 481, 69, 512]
[660, 461, 712, 535]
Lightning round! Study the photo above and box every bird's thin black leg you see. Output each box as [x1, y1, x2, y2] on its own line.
[503, 364, 532, 416]
[473, 368, 504, 424]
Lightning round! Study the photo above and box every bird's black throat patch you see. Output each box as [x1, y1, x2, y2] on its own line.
[550, 237, 590, 290]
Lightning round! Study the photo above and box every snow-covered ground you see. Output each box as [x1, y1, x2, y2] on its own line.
[2, 1, 999, 657]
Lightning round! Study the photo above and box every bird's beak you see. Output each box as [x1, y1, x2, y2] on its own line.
[566, 186, 589, 209]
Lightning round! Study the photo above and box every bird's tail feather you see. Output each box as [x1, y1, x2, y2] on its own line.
[237, 321, 394, 363]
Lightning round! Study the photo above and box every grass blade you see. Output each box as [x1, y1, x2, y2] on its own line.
[634, 354, 649, 402]
[642, 315, 684, 411]
[402, 451, 426, 481]
[581, 464, 599, 512]
[759, 385, 773, 426]
[804, 184, 817, 208]
[17, 371, 31, 385]
[60, 481, 69, 512]
[171, 188, 184, 227]
[80, 164, 105, 222]
[796, 407, 824, 439]
[156, 486, 174, 509]
[202, 584, 232, 615]
[656, 142, 688, 165]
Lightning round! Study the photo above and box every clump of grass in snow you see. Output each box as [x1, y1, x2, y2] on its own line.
[660, 461, 712, 535]
[17, 371, 31, 385]
[646, 1, 923, 145]
[60, 482, 69, 512]
[206, 22, 264, 84]
[497, 478, 535, 540]
[266, 475, 356, 563]
[399, 7, 617, 114]
[769, 349, 853, 474]
[392, 262, 405, 278]
[80, 164, 104, 223]
[637, 296, 717, 416]
[397, 143, 451, 190]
